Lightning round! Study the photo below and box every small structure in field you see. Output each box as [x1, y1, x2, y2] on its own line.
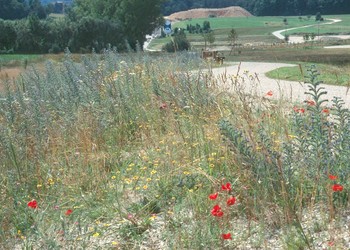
[201, 50, 225, 64]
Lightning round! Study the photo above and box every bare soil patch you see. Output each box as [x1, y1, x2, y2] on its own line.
[0, 67, 23, 91]
[167, 6, 253, 21]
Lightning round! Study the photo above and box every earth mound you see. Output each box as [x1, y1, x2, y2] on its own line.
[167, 6, 253, 21]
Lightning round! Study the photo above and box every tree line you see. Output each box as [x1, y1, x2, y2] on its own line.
[0, 0, 164, 53]
[162, 0, 350, 16]
[1, 0, 348, 54]
[0, 15, 126, 54]
[0, 0, 53, 20]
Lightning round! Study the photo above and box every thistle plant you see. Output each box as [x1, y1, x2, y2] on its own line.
[218, 65, 348, 248]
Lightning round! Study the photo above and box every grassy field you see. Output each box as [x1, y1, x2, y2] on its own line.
[226, 44, 350, 62]
[285, 14, 350, 35]
[0, 50, 349, 249]
[1, 13, 350, 248]
[266, 63, 350, 86]
[0, 54, 41, 68]
[173, 16, 316, 30]
[150, 14, 350, 51]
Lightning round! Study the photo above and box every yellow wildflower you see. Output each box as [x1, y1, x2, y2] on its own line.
[47, 178, 55, 185]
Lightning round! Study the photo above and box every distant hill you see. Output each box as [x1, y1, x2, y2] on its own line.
[163, 0, 350, 16]
[167, 6, 252, 21]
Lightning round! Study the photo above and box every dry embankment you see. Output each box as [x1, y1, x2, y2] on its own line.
[167, 6, 252, 21]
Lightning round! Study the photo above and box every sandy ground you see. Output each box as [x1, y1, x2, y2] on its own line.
[167, 6, 252, 21]
[210, 62, 350, 108]
[0, 67, 23, 91]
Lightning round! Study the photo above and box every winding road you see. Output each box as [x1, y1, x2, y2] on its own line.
[208, 18, 350, 108]
[210, 62, 350, 108]
[272, 18, 350, 44]
[272, 18, 343, 42]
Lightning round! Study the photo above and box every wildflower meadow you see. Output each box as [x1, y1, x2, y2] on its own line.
[0, 50, 349, 249]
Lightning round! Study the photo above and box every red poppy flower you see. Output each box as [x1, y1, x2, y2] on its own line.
[215, 210, 224, 217]
[222, 233, 232, 240]
[159, 102, 167, 110]
[293, 107, 305, 113]
[27, 199, 38, 209]
[227, 196, 236, 206]
[209, 192, 218, 200]
[328, 175, 337, 180]
[266, 90, 273, 96]
[211, 205, 224, 217]
[327, 241, 335, 246]
[332, 184, 343, 192]
[212, 204, 221, 211]
[322, 109, 330, 114]
[306, 100, 316, 106]
[221, 182, 232, 191]
[65, 209, 73, 216]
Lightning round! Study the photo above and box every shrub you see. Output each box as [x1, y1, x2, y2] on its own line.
[0, 19, 17, 51]
[162, 31, 190, 52]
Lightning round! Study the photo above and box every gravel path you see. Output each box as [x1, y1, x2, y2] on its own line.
[210, 62, 350, 108]
[272, 19, 342, 43]
[324, 45, 350, 49]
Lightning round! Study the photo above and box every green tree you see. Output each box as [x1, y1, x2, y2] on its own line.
[315, 12, 322, 21]
[29, 0, 47, 19]
[69, 17, 125, 52]
[73, 0, 164, 50]
[118, 0, 164, 49]
[310, 33, 315, 40]
[228, 28, 238, 55]
[202, 30, 215, 50]
[284, 34, 289, 43]
[0, 0, 28, 20]
[0, 20, 17, 51]
[202, 20, 211, 32]
[162, 30, 190, 52]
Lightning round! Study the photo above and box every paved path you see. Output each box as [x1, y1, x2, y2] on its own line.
[210, 62, 350, 108]
[272, 19, 342, 43]
[324, 45, 350, 49]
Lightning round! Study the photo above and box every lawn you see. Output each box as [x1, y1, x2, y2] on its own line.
[150, 14, 350, 52]
[285, 14, 350, 35]
[173, 16, 316, 30]
[266, 63, 350, 86]
[172, 16, 316, 47]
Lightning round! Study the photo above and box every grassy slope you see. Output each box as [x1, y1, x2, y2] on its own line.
[285, 14, 350, 35]
[1, 51, 350, 249]
[150, 14, 350, 50]
[1, 15, 350, 249]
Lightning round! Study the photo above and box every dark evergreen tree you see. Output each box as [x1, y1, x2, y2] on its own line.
[0, 0, 28, 20]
